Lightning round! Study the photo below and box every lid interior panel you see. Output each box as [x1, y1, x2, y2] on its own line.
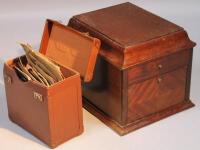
[39, 20, 100, 82]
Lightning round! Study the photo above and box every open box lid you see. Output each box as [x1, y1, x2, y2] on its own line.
[39, 19, 101, 82]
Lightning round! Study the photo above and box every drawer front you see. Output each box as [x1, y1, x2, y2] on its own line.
[128, 50, 190, 85]
[127, 66, 187, 123]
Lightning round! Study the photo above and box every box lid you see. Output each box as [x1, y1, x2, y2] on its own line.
[39, 19, 101, 82]
[68, 2, 196, 69]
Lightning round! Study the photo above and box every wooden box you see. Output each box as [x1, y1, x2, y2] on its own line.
[3, 19, 100, 148]
[68, 2, 196, 135]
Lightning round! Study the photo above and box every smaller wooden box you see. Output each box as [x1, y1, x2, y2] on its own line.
[68, 2, 196, 135]
[3, 19, 100, 148]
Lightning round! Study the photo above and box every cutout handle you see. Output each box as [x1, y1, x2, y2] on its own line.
[4, 73, 12, 84]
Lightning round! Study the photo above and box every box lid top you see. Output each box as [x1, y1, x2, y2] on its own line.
[71, 2, 183, 49]
[69, 2, 196, 69]
[39, 19, 101, 82]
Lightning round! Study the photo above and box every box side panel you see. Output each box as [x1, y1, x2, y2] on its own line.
[185, 49, 193, 100]
[83, 56, 122, 124]
[121, 69, 128, 125]
[3, 61, 51, 145]
[48, 75, 83, 147]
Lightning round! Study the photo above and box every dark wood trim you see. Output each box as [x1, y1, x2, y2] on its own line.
[121, 69, 128, 125]
[185, 49, 193, 100]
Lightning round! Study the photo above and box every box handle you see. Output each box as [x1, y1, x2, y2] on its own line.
[4, 74, 12, 84]
[33, 92, 43, 102]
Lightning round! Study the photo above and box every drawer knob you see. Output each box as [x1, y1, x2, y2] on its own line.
[157, 78, 162, 83]
[158, 64, 163, 69]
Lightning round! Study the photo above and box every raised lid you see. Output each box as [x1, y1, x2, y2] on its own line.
[39, 19, 101, 82]
[72, 2, 183, 49]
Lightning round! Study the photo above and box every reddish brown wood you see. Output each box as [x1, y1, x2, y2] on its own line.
[68, 3, 195, 69]
[69, 2, 183, 51]
[83, 97, 194, 136]
[123, 31, 195, 68]
[185, 49, 193, 100]
[128, 67, 187, 122]
[69, 2, 196, 135]
[83, 56, 123, 123]
[128, 49, 190, 85]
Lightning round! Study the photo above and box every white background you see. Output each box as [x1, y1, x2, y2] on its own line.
[0, 0, 200, 150]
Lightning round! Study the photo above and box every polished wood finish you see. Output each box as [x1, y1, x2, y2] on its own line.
[69, 2, 196, 135]
[83, 56, 122, 123]
[82, 49, 194, 134]
[68, 3, 195, 69]
[83, 97, 194, 135]
[127, 50, 190, 85]
[128, 67, 187, 122]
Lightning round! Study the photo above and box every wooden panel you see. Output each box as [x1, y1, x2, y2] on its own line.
[127, 66, 187, 123]
[185, 49, 193, 100]
[83, 97, 194, 136]
[82, 56, 122, 123]
[68, 2, 196, 134]
[128, 50, 190, 85]
[68, 4, 196, 69]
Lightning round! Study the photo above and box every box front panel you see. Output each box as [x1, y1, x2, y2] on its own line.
[127, 66, 187, 123]
[128, 49, 190, 85]
[3, 64, 51, 144]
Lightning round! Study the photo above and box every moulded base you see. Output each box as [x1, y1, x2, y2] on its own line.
[83, 98, 194, 136]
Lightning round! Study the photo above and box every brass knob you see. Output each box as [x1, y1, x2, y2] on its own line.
[157, 77, 162, 83]
[158, 64, 163, 69]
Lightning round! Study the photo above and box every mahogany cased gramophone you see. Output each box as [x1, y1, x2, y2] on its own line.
[68, 2, 196, 135]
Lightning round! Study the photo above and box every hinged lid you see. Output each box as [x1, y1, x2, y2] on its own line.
[68, 2, 196, 69]
[39, 19, 101, 82]
[69, 2, 184, 49]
